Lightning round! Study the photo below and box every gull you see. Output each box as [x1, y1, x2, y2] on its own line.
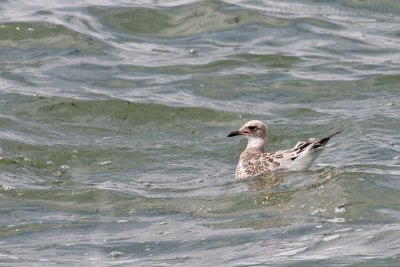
[227, 120, 341, 179]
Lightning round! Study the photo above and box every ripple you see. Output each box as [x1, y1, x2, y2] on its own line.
[90, 1, 293, 38]
[0, 22, 105, 53]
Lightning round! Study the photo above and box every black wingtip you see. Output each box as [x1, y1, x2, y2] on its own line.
[328, 130, 343, 138]
[314, 130, 342, 148]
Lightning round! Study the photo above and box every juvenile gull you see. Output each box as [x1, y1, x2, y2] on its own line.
[227, 120, 341, 179]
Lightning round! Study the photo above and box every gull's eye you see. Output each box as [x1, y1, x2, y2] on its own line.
[248, 125, 257, 131]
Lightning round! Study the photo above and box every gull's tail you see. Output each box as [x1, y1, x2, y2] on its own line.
[290, 130, 342, 171]
[313, 130, 342, 149]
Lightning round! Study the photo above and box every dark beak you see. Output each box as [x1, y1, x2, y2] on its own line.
[227, 130, 241, 137]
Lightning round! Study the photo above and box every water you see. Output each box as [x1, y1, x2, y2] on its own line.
[1, 0, 400, 266]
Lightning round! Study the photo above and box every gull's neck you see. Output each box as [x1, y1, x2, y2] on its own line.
[245, 137, 265, 153]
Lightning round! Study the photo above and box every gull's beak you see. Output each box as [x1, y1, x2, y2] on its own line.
[227, 130, 241, 137]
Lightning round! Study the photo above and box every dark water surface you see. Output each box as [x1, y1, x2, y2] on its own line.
[1, 0, 400, 266]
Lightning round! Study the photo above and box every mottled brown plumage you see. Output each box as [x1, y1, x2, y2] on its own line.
[228, 120, 341, 179]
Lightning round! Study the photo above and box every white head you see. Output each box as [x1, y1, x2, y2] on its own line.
[227, 120, 268, 151]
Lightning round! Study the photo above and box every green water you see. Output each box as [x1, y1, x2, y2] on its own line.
[1, 0, 400, 266]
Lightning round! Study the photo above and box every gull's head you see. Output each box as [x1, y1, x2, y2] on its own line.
[227, 120, 267, 140]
